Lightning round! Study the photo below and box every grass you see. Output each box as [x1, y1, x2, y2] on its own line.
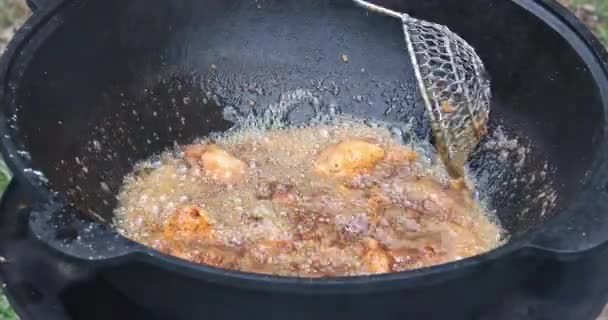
[0, 294, 17, 320]
[562, 0, 608, 42]
[0, 160, 13, 320]
[0, 0, 605, 319]
[0, 1, 24, 319]
[0, 0, 26, 30]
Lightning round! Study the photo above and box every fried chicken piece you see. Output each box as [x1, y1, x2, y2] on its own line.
[184, 144, 207, 167]
[385, 146, 419, 163]
[388, 245, 442, 271]
[314, 140, 385, 178]
[194, 243, 243, 269]
[251, 240, 293, 264]
[163, 206, 214, 240]
[362, 237, 393, 274]
[382, 177, 476, 226]
[184, 144, 247, 184]
[441, 221, 484, 258]
[255, 181, 299, 205]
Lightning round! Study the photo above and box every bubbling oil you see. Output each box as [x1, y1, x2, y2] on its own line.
[114, 118, 503, 277]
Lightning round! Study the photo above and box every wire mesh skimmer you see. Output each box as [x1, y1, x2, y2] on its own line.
[353, 0, 492, 179]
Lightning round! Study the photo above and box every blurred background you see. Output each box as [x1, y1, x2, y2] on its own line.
[0, 0, 605, 319]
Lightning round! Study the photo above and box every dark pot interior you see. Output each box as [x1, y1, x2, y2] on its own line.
[3, 0, 605, 246]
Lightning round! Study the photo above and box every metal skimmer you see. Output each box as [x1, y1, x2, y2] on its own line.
[353, 0, 491, 179]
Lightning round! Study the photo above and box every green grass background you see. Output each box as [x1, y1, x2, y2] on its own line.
[0, 156, 13, 320]
[566, 0, 608, 42]
[0, 0, 605, 319]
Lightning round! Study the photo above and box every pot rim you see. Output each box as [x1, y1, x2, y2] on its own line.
[0, 0, 606, 293]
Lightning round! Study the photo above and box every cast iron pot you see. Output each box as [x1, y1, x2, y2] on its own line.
[1, 0, 608, 319]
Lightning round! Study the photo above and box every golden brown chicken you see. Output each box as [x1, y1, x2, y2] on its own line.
[314, 140, 385, 178]
[163, 206, 214, 240]
[185, 144, 247, 184]
[362, 237, 393, 273]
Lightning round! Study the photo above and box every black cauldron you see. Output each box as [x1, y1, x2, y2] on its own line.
[1, 0, 608, 319]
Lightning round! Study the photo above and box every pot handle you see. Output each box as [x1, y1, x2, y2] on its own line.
[0, 180, 146, 319]
[0, 178, 140, 279]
